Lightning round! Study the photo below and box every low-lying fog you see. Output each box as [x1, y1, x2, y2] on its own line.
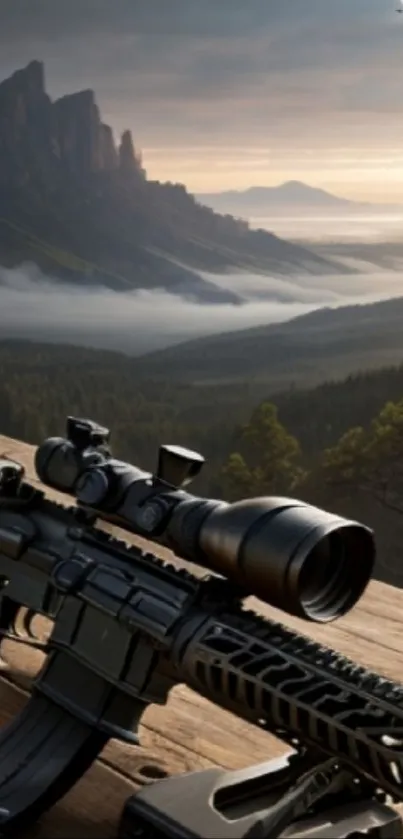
[1, 259, 403, 355]
[250, 211, 403, 243]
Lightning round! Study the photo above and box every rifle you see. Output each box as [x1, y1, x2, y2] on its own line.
[0, 416, 401, 838]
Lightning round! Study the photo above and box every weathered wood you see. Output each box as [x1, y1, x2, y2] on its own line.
[0, 434, 402, 836]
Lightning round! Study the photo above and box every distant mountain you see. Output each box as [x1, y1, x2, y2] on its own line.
[0, 63, 347, 305]
[196, 180, 373, 217]
[135, 295, 403, 387]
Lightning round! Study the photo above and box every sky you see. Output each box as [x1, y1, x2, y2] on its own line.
[0, 0, 403, 199]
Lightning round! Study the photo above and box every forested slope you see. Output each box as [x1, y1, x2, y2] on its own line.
[1, 339, 403, 587]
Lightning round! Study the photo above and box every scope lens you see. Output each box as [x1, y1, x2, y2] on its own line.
[197, 498, 375, 623]
[297, 525, 373, 621]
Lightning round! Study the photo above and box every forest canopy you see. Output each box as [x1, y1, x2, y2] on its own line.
[1, 339, 403, 507]
[1, 339, 403, 586]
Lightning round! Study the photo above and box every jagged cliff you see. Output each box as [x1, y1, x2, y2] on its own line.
[0, 60, 143, 186]
[0, 61, 349, 300]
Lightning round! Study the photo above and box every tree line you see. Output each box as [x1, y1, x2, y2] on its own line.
[1, 339, 403, 531]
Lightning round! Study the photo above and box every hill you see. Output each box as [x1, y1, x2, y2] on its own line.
[2, 336, 403, 463]
[3, 335, 403, 477]
[0, 432, 402, 835]
[135, 295, 403, 386]
[196, 180, 372, 216]
[0, 62, 345, 304]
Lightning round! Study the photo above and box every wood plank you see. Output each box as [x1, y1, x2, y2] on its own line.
[0, 434, 402, 835]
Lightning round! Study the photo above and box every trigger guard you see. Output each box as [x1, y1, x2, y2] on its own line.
[23, 609, 37, 638]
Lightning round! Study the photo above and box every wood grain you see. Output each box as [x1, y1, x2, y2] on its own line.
[0, 433, 402, 837]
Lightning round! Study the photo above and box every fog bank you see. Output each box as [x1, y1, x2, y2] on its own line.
[250, 211, 403, 244]
[0, 261, 402, 355]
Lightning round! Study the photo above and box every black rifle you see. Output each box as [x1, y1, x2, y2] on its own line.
[0, 416, 401, 838]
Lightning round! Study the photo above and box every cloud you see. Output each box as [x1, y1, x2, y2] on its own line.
[1, 260, 402, 356]
[0, 2, 400, 132]
[0, 1, 340, 41]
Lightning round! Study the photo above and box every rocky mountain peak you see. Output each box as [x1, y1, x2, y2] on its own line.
[0, 61, 145, 185]
[3, 60, 45, 98]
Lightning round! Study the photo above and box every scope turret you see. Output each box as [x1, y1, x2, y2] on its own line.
[34, 417, 375, 624]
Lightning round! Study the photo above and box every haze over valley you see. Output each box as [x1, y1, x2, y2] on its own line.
[250, 211, 403, 246]
[1, 254, 403, 355]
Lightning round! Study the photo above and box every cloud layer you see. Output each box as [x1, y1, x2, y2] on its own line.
[1, 259, 402, 356]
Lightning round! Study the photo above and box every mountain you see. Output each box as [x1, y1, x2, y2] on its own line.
[197, 180, 371, 217]
[135, 295, 403, 387]
[0, 62, 348, 303]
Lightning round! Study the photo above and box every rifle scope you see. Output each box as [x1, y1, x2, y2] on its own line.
[34, 417, 375, 624]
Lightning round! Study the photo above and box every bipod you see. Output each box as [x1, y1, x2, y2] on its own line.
[118, 749, 403, 839]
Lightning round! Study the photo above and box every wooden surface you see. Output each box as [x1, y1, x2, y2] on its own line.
[0, 433, 403, 837]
